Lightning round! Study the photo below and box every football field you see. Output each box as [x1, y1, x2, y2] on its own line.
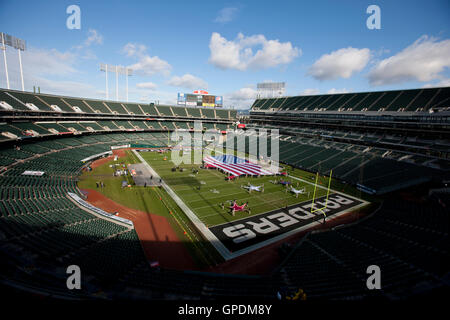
[140, 150, 330, 227]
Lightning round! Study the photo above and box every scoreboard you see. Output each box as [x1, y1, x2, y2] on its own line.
[178, 92, 223, 107]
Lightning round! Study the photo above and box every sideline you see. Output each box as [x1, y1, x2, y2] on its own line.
[132, 149, 234, 260]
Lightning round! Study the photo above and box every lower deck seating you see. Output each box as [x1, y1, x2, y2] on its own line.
[226, 133, 443, 195]
[282, 198, 449, 299]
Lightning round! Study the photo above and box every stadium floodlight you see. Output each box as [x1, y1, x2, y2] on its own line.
[120, 67, 132, 102]
[1, 32, 26, 91]
[257, 82, 285, 99]
[99, 63, 109, 99]
[99, 64, 132, 101]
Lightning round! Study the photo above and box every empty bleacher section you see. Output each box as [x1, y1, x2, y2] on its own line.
[37, 94, 75, 113]
[105, 102, 129, 114]
[201, 108, 215, 119]
[0, 89, 236, 146]
[215, 109, 229, 119]
[83, 99, 112, 114]
[280, 198, 449, 299]
[141, 103, 159, 116]
[61, 97, 94, 113]
[0, 131, 282, 300]
[186, 107, 201, 118]
[0, 91, 29, 111]
[155, 105, 173, 116]
[252, 87, 450, 113]
[5, 91, 55, 112]
[225, 130, 446, 194]
[122, 103, 144, 115]
[36, 122, 71, 134]
[246, 87, 450, 195]
[0, 88, 236, 123]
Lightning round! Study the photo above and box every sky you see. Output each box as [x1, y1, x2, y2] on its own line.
[0, 0, 449, 109]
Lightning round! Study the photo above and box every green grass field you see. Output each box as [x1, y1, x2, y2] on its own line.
[78, 148, 370, 267]
[140, 150, 331, 227]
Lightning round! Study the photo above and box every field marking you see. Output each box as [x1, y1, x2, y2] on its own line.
[151, 185, 217, 266]
[149, 151, 328, 221]
[210, 195, 369, 258]
[310, 170, 332, 216]
[287, 173, 363, 202]
[144, 154, 323, 213]
[185, 188, 288, 206]
[193, 189, 318, 219]
[173, 179, 324, 215]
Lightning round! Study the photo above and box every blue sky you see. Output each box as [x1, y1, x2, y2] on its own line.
[0, 0, 449, 108]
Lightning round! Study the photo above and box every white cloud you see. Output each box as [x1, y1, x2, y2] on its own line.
[301, 88, 320, 95]
[423, 78, 450, 88]
[214, 7, 238, 23]
[300, 88, 351, 95]
[368, 36, 450, 86]
[32, 76, 99, 98]
[223, 86, 258, 109]
[129, 56, 171, 76]
[0, 44, 104, 99]
[136, 82, 158, 90]
[139, 95, 151, 102]
[228, 87, 257, 100]
[123, 42, 171, 76]
[308, 47, 370, 80]
[73, 29, 103, 56]
[84, 29, 103, 46]
[132, 88, 178, 105]
[81, 49, 97, 60]
[327, 88, 350, 94]
[21, 47, 78, 77]
[209, 32, 300, 71]
[122, 43, 147, 57]
[167, 74, 208, 90]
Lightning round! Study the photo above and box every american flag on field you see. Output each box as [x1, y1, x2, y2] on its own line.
[203, 155, 276, 177]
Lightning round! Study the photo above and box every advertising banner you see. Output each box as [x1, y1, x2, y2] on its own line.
[177, 93, 186, 105]
[215, 96, 223, 106]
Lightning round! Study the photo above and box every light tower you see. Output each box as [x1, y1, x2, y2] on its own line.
[125, 67, 132, 102]
[99, 63, 109, 99]
[1, 32, 26, 91]
[257, 82, 285, 99]
[100, 64, 132, 101]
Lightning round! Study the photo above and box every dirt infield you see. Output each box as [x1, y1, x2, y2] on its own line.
[82, 188, 195, 270]
[90, 156, 113, 169]
[112, 149, 127, 158]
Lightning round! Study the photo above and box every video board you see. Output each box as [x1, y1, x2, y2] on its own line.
[177, 93, 223, 107]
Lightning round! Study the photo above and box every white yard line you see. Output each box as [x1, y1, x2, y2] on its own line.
[132, 150, 233, 260]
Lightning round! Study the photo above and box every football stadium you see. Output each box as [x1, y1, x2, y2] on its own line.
[0, 0, 449, 306]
